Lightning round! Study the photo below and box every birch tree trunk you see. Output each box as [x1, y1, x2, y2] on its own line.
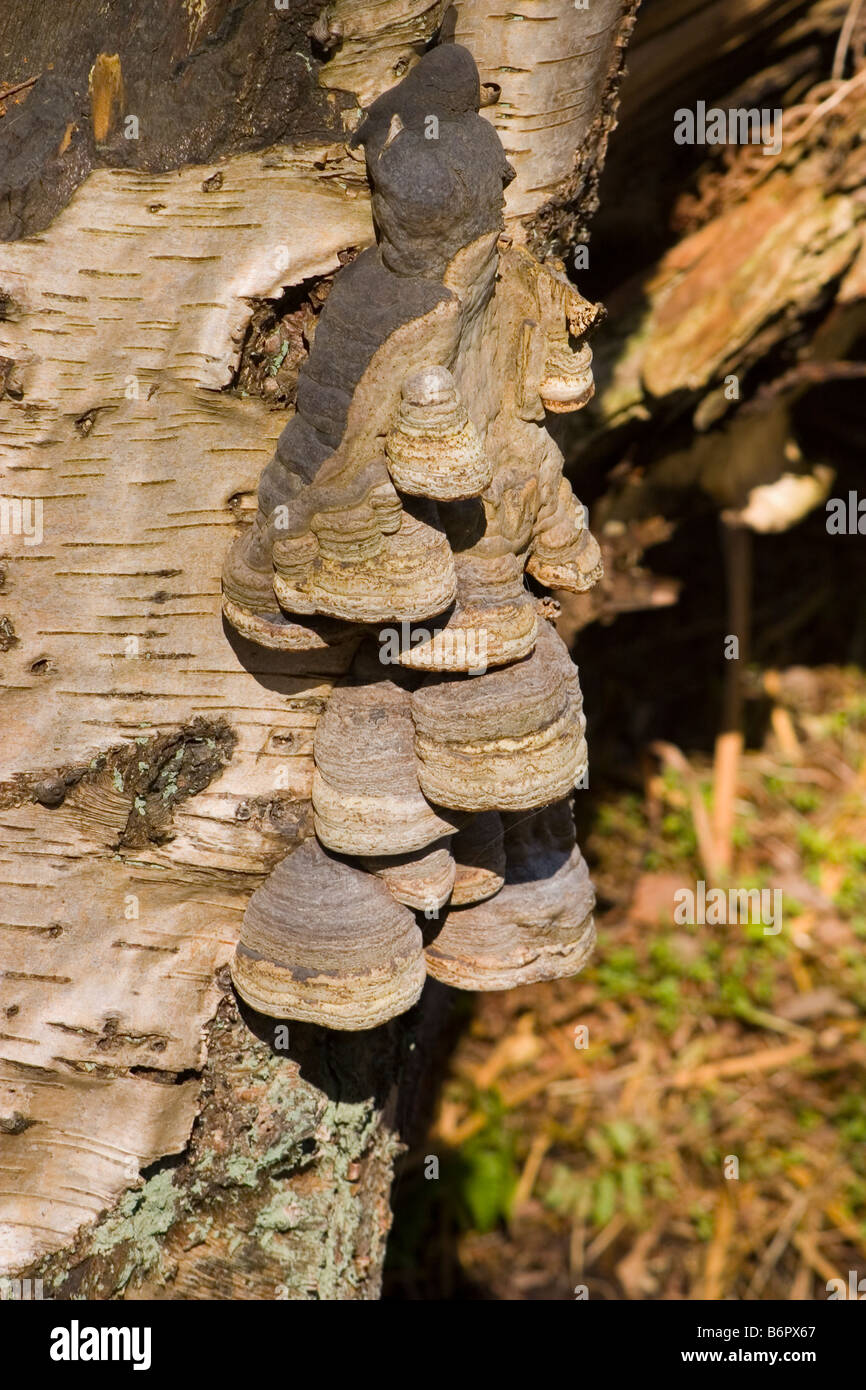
[0, 0, 638, 1299]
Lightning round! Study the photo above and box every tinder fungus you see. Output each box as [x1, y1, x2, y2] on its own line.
[231, 839, 426, 1029]
[540, 342, 595, 413]
[385, 366, 491, 500]
[313, 678, 460, 854]
[222, 593, 361, 655]
[397, 549, 538, 672]
[272, 489, 457, 625]
[221, 42, 605, 1030]
[411, 621, 587, 811]
[361, 838, 456, 914]
[425, 800, 596, 990]
[526, 480, 604, 593]
[451, 811, 506, 906]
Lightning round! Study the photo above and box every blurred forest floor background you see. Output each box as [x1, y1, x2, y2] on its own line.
[387, 599, 866, 1299]
[385, 0, 866, 1300]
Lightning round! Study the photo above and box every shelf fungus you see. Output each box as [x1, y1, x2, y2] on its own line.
[525, 479, 604, 594]
[411, 621, 587, 813]
[231, 838, 426, 1029]
[361, 839, 456, 915]
[269, 474, 458, 626]
[312, 676, 461, 855]
[224, 43, 605, 1029]
[385, 367, 491, 501]
[424, 800, 596, 991]
[393, 548, 539, 674]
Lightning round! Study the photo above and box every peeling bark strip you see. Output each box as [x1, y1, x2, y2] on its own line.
[0, 2, 638, 1293]
[589, 69, 866, 437]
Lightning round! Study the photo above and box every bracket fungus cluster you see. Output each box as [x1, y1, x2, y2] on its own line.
[223, 44, 604, 1030]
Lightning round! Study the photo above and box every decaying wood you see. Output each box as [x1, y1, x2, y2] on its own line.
[591, 76, 866, 438]
[0, 0, 353, 241]
[557, 6, 866, 628]
[0, 0, 639, 1297]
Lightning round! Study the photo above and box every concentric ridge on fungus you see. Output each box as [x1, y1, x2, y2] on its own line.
[361, 838, 456, 913]
[385, 366, 492, 500]
[231, 839, 426, 1029]
[225, 42, 605, 1029]
[312, 676, 461, 855]
[395, 551, 539, 673]
[424, 800, 597, 991]
[411, 620, 587, 812]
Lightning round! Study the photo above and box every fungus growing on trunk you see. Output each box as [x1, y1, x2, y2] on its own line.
[312, 676, 461, 856]
[394, 550, 539, 673]
[385, 366, 491, 501]
[231, 839, 425, 1030]
[361, 839, 457, 914]
[224, 42, 604, 1029]
[410, 620, 587, 812]
[424, 800, 596, 991]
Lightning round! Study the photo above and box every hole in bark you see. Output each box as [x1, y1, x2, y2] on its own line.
[227, 262, 359, 407]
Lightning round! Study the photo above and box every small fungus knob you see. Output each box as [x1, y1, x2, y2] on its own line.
[34, 777, 67, 807]
[401, 366, 455, 409]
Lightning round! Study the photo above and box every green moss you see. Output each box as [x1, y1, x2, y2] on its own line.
[620, 1163, 645, 1220]
[605, 1119, 639, 1159]
[689, 1202, 714, 1241]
